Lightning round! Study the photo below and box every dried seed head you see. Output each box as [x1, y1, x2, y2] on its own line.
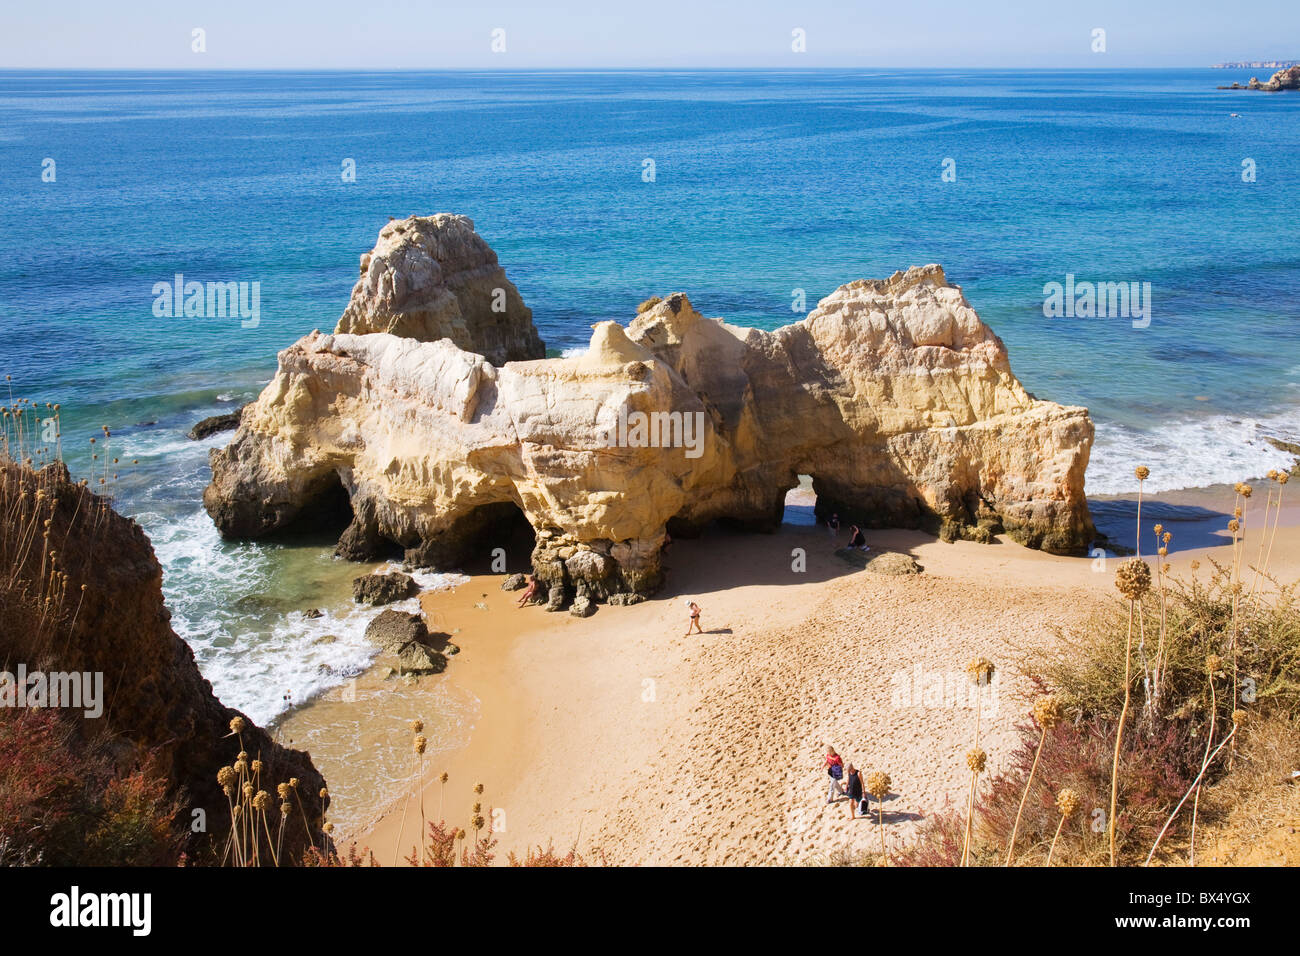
[1032, 694, 1063, 730]
[252, 790, 270, 811]
[1228, 519, 1240, 534]
[1232, 709, 1248, 727]
[965, 657, 995, 686]
[439, 772, 449, 784]
[320, 787, 329, 800]
[251, 759, 263, 774]
[281, 801, 293, 816]
[229, 716, 246, 735]
[1114, 557, 1152, 600]
[1162, 532, 1171, 544]
[414, 734, 427, 755]
[277, 783, 291, 799]
[1206, 654, 1223, 675]
[866, 771, 891, 800]
[1056, 788, 1080, 819]
[474, 782, 484, 795]
[966, 748, 987, 774]
[410, 719, 423, 733]
[1153, 523, 1164, 535]
[216, 766, 236, 787]
[1135, 466, 1150, 481]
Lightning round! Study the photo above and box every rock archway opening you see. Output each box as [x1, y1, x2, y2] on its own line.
[781, 474, 818, 528]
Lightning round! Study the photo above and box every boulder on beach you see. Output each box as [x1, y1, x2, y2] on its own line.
[205, 215, 1096, 609]
[363, 609, 446, 672]
[570, 594, 595, 617]
[501, 573, 528, 591]
[352, 571, 417, 605]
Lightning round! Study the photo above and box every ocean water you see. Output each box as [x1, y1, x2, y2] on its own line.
[1, 69, 1297, 721]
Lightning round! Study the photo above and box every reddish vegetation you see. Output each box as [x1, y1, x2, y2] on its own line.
[0, 458, 328, 864]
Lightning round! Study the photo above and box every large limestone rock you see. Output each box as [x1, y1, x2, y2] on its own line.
[205, 220, 1094, 604]
[335, 214, 544, 365]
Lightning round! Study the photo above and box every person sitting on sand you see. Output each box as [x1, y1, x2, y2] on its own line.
[844, 763, 865, 817]
[516, 574, 539, 608]
[824, 746, 846, 803]
[684, 599, 703, 636]
[847, 524, 870, 552]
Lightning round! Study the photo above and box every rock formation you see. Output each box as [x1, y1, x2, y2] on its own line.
[1, 460, 327, 860]
[206, 215, 1095, 606]
[335, 213, 544, 364]
[1218, 65, 1300, 90]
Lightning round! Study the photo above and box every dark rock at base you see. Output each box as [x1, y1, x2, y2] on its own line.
[188, 406, 245, 440]
[545, 585, 567, 612]
[303, 608, 324, 619]
[353, 571, 417, 605]
[501, 573, 528, 591]
[607, 592, 645, 606]
[570, 595, 595, 617]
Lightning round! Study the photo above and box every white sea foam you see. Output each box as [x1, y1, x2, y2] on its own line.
[146, 509, 464, 726]
[560, 345, 589, 358]
[1087, 410, 1299, 496]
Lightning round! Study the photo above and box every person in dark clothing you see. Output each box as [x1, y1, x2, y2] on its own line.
[845, 764, 866, 818]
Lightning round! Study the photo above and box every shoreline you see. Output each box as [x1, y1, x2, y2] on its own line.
[274, 476, 1300, 865]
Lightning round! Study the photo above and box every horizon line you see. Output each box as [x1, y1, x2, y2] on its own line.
[0, 64, 1252, 73]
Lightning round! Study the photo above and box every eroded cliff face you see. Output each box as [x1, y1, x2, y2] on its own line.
[205, 216, 1094, 604]
[1, 460, 327, 861]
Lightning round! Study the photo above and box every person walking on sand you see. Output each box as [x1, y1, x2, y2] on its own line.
[827, 513, 841, 539]
[824, 746, 846, 803]
[516, 574, 539, 608]
[844, 763, 865, 817]
[684, 599, 703, 636]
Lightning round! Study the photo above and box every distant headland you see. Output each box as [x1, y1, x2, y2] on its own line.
[1217, 64, 1300, 91]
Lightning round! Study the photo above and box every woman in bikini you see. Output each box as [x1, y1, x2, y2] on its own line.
[684, 599, 702, 636]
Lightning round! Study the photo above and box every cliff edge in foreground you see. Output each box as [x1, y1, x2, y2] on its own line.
[1, 459, 327, 862]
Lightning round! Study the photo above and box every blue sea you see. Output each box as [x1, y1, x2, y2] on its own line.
[1, 69, 1297, 724]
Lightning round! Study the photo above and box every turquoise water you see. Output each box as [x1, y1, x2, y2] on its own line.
[1, 69, 1296, 719]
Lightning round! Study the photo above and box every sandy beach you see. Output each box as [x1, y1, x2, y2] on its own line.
[278, 481, 1300, 866]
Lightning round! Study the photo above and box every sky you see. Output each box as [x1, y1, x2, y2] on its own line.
[1, 0, 1298, 70]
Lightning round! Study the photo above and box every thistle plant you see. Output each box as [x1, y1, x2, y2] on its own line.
[1109, 556, 1150, 866]
[1045, 788, 1079, 866]
[866, 771, 891, 865]
[1134, 466, 1149, 556]
[961, 656, 995, 866]
[1005, 694, 1062, 865]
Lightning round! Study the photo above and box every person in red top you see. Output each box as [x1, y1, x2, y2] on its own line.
[824, 745, 846, 803]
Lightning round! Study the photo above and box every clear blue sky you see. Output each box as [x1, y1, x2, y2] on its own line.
[2, 0, 1297, 69]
